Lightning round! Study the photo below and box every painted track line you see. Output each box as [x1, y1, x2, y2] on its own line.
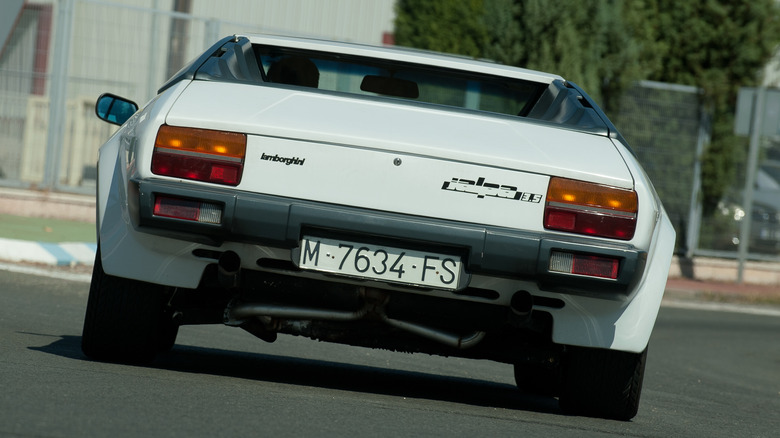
[0, 261, 91, 283]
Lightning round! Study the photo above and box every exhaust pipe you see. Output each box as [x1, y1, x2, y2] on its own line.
[224, 287, 486, 350]
[380, 315, 486, 349]
[218, 251, 241, 288]
[509, 290, 533, 327]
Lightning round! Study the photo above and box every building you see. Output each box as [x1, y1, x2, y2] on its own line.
[0, 0, 396, 191]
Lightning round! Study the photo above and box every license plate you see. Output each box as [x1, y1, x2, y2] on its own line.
[298, 236, 462, 290]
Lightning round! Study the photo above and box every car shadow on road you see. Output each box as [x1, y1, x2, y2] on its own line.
[30, 334, 561, 416]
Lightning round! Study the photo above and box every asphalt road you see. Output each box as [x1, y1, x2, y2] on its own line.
[1, 268, 778, 437]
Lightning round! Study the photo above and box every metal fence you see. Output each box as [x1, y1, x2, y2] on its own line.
[1, 0, 270, 192]
[1, 0, 777, 261]
[0, 0, 394, 192]
[613, 81, 707, 257]
[615, 81, 780, 261]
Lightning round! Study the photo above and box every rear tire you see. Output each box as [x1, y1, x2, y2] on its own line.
[81, 248, 177, 364]
[559, 346, 647, 421]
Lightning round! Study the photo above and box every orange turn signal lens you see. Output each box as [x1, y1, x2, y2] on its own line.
[154, 125, 246, 158]
[546, 177, 637, 213]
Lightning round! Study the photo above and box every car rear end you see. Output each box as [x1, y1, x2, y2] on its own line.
[85, 34, 675, 420]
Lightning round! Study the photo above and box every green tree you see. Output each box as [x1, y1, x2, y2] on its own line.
[508, 0, 654, 113]
[394, 0, 488, 58]
[397, 0, 652, 113]
[642, 0, 780, 212]
[395, 0, 780, 212]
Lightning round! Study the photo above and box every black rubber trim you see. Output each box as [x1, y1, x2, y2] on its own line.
[134, 178, 644, 297]
[157, 35, 240, 95]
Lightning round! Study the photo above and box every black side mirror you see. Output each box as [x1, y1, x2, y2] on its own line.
[95, 93, 138, 125]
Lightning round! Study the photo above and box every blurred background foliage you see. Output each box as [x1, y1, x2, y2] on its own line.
[394, 0, 780, 215]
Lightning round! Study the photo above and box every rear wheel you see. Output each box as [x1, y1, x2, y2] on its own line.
[559, 346, 647, 421]
[81, 248, 177, 364]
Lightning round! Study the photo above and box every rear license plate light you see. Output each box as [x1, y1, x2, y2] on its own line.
[153, 195, 223, 224]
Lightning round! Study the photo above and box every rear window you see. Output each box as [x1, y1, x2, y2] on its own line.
[254, 45, 546, 117]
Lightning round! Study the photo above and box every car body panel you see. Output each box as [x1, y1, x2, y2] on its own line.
[164, 81, 635, 190]
[94, 33, 674, 359]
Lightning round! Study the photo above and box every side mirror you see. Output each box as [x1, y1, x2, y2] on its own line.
[95, 93, 138, 125]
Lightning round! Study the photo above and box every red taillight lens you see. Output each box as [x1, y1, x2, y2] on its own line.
[544, 177, 638, 240]
[550, 251, 620, 279]
[152, 125, 246, 186]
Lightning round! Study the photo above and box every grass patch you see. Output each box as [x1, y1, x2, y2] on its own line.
[0, 214, 95, 243]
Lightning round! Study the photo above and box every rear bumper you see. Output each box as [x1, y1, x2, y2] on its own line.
[132, 178, 646, 299]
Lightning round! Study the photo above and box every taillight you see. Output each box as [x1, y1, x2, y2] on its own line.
[153, 195, 223, 224]
[152, 125, 246, 186]
[544, 177, 637, 240]
[549, 251, 620, 279]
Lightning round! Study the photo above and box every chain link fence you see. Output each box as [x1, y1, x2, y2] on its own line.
[1, 0, 777, 261]
[614, 81, 707, 258]
[616, 81, 780, 261]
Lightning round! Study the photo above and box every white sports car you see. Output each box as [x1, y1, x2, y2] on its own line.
[83, 34, 675, 420]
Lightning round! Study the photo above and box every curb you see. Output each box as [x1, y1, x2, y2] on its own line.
[0, 237, 97, 266]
